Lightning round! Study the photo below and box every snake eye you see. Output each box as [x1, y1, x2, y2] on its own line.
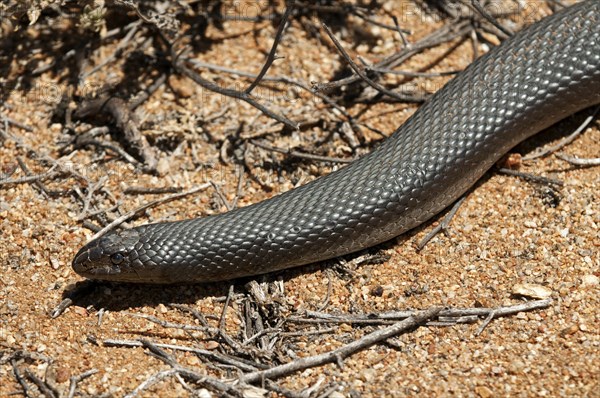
[110, 252, 125, 265]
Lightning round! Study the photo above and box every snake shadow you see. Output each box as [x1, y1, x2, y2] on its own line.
[62, 247, 396, 312]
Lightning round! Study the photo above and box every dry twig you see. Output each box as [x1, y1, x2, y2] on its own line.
[523, 106, 599, 160]
[321, 23, 426, 103]
[240, 307, 441, 382]
[87, 183, 210, 241]
[555, 153, 600, 167]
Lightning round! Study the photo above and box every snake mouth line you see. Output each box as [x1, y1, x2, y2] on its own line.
[72, 240, 119, 277]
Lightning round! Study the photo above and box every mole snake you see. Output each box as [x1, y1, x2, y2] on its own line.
[73, 1, 600, 283]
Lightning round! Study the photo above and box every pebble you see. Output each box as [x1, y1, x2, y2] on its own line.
[560, 325, 578, 337]
[581, 274, 599, 287]
[50, 257, 60, 270]
[240, 385, 267, 398]
[168, 76, 195, 98]
[55, 367, 71, 383]
[3, 333, 16, 345]
[478, 31, 500, 46]
[512, 283, 552, 299]
[360, 368, 376, 382]
[205, 341, 219, 350]
[475, 386, 494, 398]
[157, 303, 168, 313]
[524, 221, 537, 228]
[197, 389, 212, 398]
[156, 157, 172, 175]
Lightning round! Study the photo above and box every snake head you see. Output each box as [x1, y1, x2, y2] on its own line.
[72, 229, 141, 282]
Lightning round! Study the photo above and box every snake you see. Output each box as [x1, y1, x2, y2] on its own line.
[72, 1, 600, 283]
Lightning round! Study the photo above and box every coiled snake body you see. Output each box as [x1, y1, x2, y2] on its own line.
[73, 1, 600, 283]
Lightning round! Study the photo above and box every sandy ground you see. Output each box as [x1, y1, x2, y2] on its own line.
[1, 1, 598, 397]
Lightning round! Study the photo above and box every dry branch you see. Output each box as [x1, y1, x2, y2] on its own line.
[240, 307, 441, 382]
[87, 183, 211, 241]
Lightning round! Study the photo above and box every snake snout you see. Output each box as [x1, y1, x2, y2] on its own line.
[72, 239, 109, 275]
[72, 230, 141, 279]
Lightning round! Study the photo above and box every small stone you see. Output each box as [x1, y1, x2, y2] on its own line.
[156, 157, 171, 175]
[360, 368, 376, 382]
[370, 285, 384, 297]
[168, 75, 195, 98]
[500, 153, 522, 169]
[50, 257, 60, 270]
[50, 123, 63, 133]
[427, 343, 436, 355]
[157, 303, 168, 313]
[187, 355, 200, 366]
[73, 307, 88, 316]
[4, 333, 16, 345]
[56, 367, 70, 383]
[197, 389, 212, 398]
[480, 31, 501, 47]
[241, 385, 267, 398]
[512, 283, 552, 299]
[475, 386, 494, 398]
[205, 340, 219, 350]
[581, 274, 599, 287]
[560, 325, 578, 337]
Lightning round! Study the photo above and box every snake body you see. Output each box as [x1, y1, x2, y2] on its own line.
[73, 1, 600, 283]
